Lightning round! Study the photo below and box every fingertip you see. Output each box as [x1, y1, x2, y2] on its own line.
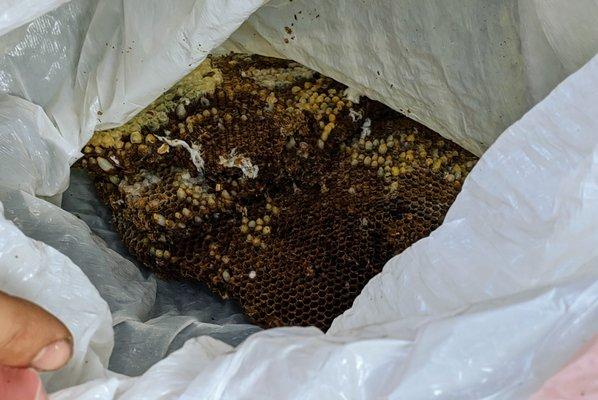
[0, 292, 73, 370]
[30, 339, 72, 372]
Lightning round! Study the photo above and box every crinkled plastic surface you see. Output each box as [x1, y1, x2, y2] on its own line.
[0, 0, 267, 171]
[0, 169, 260, 378]
[0, 199, 114, 393]
[0, 0, 597, 398]
[0, 0, 69, 37]
[225, 0, 598, 156]
[0, 96, 72, 197]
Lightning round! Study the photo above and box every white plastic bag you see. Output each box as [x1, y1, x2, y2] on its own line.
[0, 199, 114, 393]
[226, 0, 598, 156]
[0, 0, 267, 182]
[0, 0, 597, 398]
[0, 0, 69, 36]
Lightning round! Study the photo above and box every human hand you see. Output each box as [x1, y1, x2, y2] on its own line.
[0, 291, 73, 400]
[531, 336, 598, 400]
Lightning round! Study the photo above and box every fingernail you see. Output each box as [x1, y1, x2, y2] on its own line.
[31, 340, 72, 371]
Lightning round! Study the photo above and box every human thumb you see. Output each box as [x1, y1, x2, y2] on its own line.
[0, 291, 72, 371]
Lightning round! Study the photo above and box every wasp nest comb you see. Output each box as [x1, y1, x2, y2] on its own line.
[79, 54, 477, 330]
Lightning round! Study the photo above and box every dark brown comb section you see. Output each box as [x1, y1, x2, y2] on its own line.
[79, 54, 477, 330]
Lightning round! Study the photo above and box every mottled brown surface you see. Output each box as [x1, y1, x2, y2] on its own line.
[79, 54, 477, 330]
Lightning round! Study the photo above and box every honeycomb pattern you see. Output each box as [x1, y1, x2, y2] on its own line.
[79, 54, 478, 330]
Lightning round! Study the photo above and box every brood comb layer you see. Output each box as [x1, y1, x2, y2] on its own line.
[80, 54, 477, 330]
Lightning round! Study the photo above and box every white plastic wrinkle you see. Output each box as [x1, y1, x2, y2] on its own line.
[0, 0, 70, 37]
[0, 0, 268, 185]
[0, 95, 72, 197]
[224, 0, 598, 156]
[0, 200, 114, 393]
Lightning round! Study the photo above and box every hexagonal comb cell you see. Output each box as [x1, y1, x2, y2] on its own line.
[78, 53, 478, 330]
